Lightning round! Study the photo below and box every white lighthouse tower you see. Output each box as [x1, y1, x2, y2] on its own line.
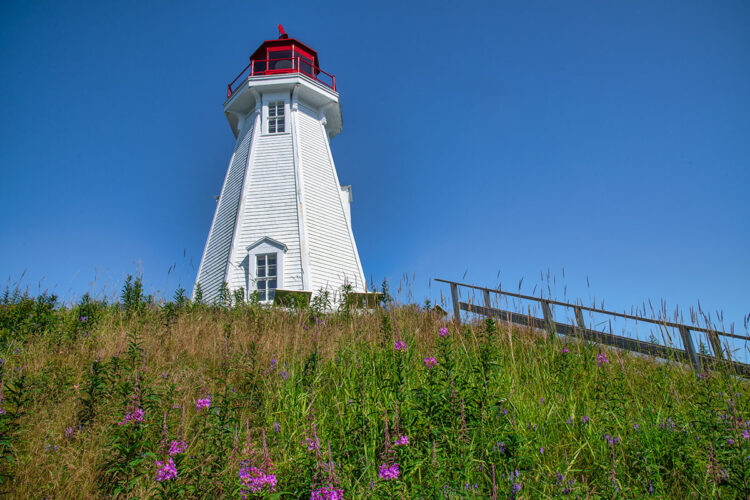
[195, 26, 366, 304]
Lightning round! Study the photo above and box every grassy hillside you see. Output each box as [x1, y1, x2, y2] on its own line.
[0, 282, 748, 498]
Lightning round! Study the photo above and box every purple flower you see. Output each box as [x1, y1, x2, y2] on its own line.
[743, 430, 749, 440]
[239, 465, 277, 494]
[561, 347, 570, 354]
[438, 327, 450, 338]
[378, 462, 400, 480]
[169, 440, 187, 456]
[597, 353, 609, 366]
[423, 356, 437, 368]
[728, 438, 735, 446]
[393, 435, 410, 446]
[393, 341, 407, 352]
[274, 422, 281, 433]
[311, 485, 344, 500]
[496, 441, 506, 454]
[582, 416, 589, 425]
[270, 358, 277, 368]
[539, 446, 545, 454]
[196, 396, 211, 412]
[118, 407, 144, 426]
[79, 315, 88, 322]
[155, 458, 177, 482]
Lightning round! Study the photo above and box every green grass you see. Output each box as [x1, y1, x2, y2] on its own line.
[0, 285, 748, 498]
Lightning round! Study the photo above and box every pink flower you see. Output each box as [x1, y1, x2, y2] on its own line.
[118, 407, 144, 426]
[423, 356, 437, 368]
[311, 485, 344, 500]
[155, 458, 177, 482]
[561, 347, 569, 354]
[169, 440, 187, 456]
[438, 327, 450, 338]
[239, 465, 277, 494]
[378, 462, 400, 480]
[393, 435, 409, 446]
[393, 341, 407, 352]
[196, 396, 211, 412]
[596, 353, 609, 366]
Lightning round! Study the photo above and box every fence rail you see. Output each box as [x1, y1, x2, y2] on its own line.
[435, 278, 750, 376]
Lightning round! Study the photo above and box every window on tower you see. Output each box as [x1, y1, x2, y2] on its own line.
[256, 254, 277, 302]
[268, 101, 285, 134]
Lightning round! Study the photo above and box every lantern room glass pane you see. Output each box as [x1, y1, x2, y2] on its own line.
[269, 50, 292, 70]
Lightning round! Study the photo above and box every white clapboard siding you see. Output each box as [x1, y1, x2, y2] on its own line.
[195, 115, 255, 301]
[297, 103, 366, 293]
[226, 125, 303, 293]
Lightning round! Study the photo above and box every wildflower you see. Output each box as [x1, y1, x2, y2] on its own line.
[582, 416, 589, 425]
[79, 315, 88, 322]
[239, 464, 277, 494]
[311, 485, 344, 500]
[270, 358, 277, 368]
[274, 422, 281, 433]
[561, 347, 570, 354]
[155, 458, 177, 482]
[393, 340, 407, 352]
[633, 423, 640, 431]
[727, 438, 735, 446]
[496, 442, 506, 454]
[423, 356, 437, 368]
[118, 407, 144, 426]
[742, 430, 749, 440]
[393, 435, 409, 446]
[196, 396, 211, 412]
[378, 462, 400, 480]
[438, 326, 450, 338]
[539, 446, 545, 454]
[597, 353, 609, 366]
[169, 440, 187, 456]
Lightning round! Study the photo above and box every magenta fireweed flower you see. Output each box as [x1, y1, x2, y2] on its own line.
[118, 407, 144, 426]
[423, 356, 437, 368]
[393, 341, 407, 352]
[311, 485, 344, 500]
[597, 353, 609, 366]
[169, 440, 187, 456]
[561, 347, 570, 354]
[196, 396, 211, 412]
[155, 458, 177, 482]
[393, 435, 410, 446]
[379, 462, 400, 480]
[239, 465, 277, 494]
[438, 326, 450, 338]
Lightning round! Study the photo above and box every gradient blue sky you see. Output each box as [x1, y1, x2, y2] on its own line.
[1, 1, 748, 332]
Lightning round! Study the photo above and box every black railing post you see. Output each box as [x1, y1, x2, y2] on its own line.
[678, 326, 702, 372]
[450, 282, 461, 325]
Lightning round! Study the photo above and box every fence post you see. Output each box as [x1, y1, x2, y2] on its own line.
[678, 326, 702, 372]
[574, 306, 586, 329]
[483, 289, 492, 314]
[707, 331, 724, 361]
[450, 282, 461, 326]
[541, 301, 555, 338]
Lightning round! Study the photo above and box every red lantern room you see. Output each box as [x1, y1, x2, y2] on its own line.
[227, 25, 336, 98]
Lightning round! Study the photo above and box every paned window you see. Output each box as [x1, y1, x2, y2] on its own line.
[256, 254, 277, 302]
[268, 101, 285, 134]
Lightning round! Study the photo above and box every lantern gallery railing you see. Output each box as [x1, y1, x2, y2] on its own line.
[435, 278, 750, 377]
[227, 58, 336, 98]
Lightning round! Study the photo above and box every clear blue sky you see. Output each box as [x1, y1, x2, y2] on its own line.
[1, 1, 748, 334]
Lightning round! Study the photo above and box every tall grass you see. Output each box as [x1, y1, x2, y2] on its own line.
[0, 282, 748, 498]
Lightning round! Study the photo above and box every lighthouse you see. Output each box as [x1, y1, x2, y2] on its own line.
[195, 26, 367, 304]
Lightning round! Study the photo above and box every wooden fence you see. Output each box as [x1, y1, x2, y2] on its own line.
[435, 278, 750, 376]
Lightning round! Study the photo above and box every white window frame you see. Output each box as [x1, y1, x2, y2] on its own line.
[267, 100, 285, 134]
[246, 237, 287, 303]
[255, 253, 278, 302]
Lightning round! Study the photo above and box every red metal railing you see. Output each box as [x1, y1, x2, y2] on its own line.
[227, 57, 336, 98]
